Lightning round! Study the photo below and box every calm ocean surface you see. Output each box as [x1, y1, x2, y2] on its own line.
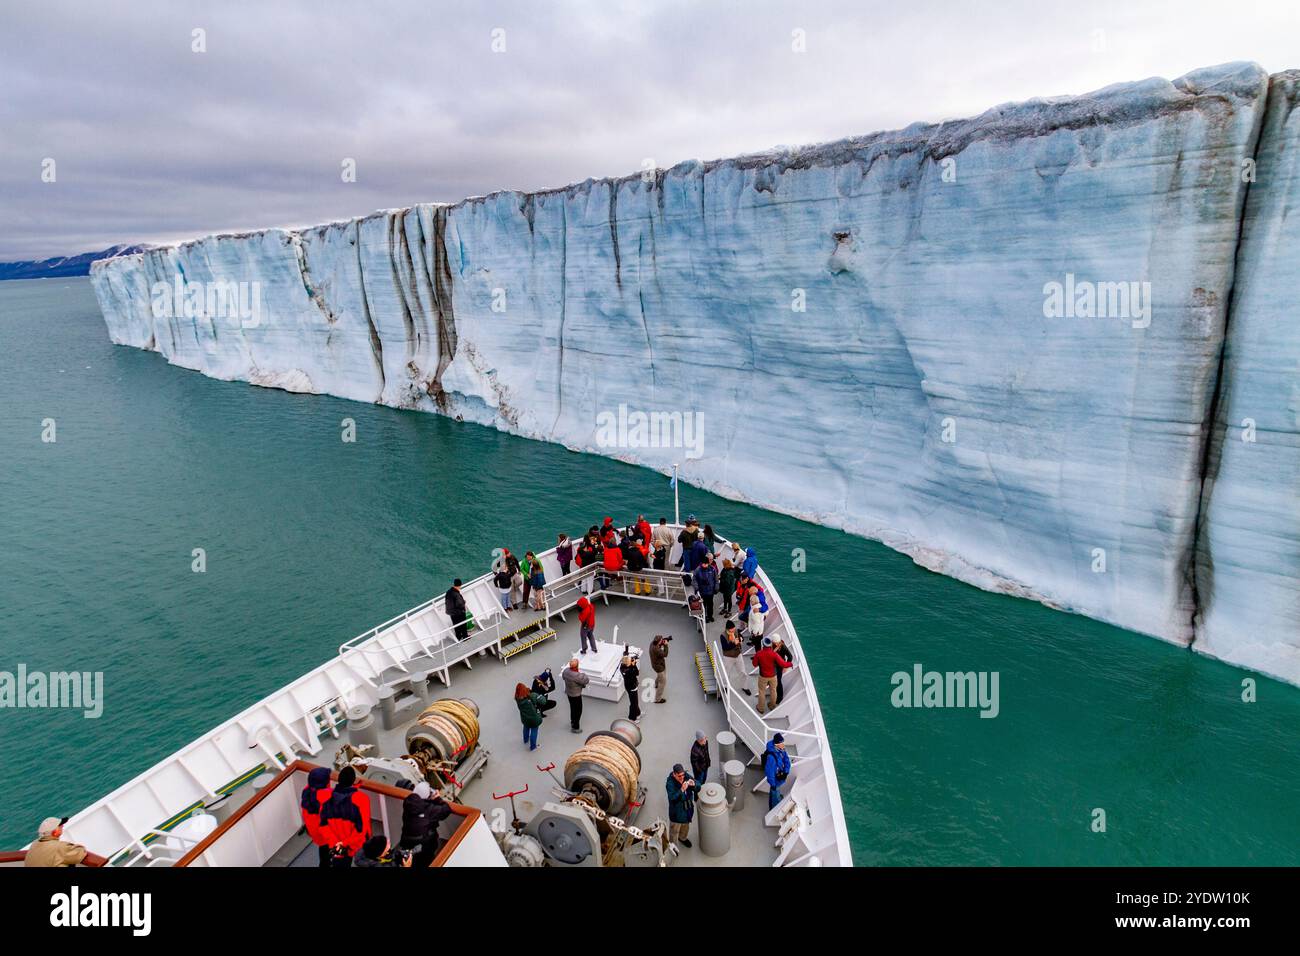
[1, 277, 1296, 863]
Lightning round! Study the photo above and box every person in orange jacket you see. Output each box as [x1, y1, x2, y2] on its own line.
[319, 766, 371, 867]
[300, 766, 334, 868]
[576, 596, 597, 654]
[602, 540, 625, 575]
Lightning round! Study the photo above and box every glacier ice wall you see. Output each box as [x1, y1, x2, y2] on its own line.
[1194, 71, 1300, 682]
[91, 62, 1300, 685]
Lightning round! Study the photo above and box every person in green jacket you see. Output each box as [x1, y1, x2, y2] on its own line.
[515, 682, 545, 750]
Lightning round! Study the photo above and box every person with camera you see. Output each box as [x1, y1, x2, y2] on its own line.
[531, 667, 558, 715]
[649, 634, 671, 703]
[620, 646, 642, 723]
[763, 733, 792, 810]
[398, 780, 452, 868]
[665, 763, 697, 848]
[353, 834, 414, 868]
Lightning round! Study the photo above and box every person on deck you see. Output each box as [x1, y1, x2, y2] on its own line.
[620, 647, 642, 722]
[720, 620, 750, 697]
[556, 533, 574, 576]
[690, 730, 712, 786]
[665, 764, 696, 848]
[521, 552, 537, 608]
[652, 517, 676, 555]
[650, 634, 670, 703]
[531, 668, 558, 714]
[753, 637, 792, 715]
[562, 657, 589, 733]
[494, 565, 513, 611]
[576, 596, 597, 654]
[528, 556, 547, 611]
[602, 539, 624, 590]
[354, 835, 413, 867]
[625, 535, 649, 593]
[399, 781, 452, 868]
[23, 817, 87, 868]
[693, 556, 719, 623]
[772, 636, 794, 705]
[300, 765, 334, 867]
[515, 682, 545, 751]
[319, 766, 371, 867]
[719, 558, 739, 617]
[747, 596, 768, 644]
[763, 734, 792, 810]
[742, 547, 759, 580]
[445, 579, 469, 641]
[575, 534, 602, 594]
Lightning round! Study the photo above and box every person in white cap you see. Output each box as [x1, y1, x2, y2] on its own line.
[24, 817, 87, 867]
[398, 780, 451, 868]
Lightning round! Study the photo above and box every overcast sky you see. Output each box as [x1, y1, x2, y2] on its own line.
[1, 0, 1296, 260]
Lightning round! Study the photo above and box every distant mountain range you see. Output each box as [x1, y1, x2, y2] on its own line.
[0, 244, 149, 281]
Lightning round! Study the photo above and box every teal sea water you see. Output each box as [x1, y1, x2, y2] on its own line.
[1, 277, 1297, 864]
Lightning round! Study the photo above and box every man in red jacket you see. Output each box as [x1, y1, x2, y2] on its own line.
[753, 637, 792, 715]
[319, 766, 371, 867]
[576, 596, 598, 654]
[299, 766, 334, 868]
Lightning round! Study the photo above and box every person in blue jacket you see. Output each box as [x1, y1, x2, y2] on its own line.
[686, 531, 711, 574]
[665, 763, 697, 849]
[763, 733, 791, 810]
[742, 547, 759, 580]
[692, 556, 719, 623]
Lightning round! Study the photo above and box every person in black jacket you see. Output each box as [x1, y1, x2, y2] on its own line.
[354, 835, 413, 867]
[399, 781, 453, 868]
[773, 636, 794, 704]
[445, 579, 469, 640]
[620, 647, 642, 723]
[690, 730, 711, 786]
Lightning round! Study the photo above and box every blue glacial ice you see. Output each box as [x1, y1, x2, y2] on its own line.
[90, 62, 1300, 685]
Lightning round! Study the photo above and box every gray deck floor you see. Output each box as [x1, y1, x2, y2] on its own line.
[335, 592, 777, 866]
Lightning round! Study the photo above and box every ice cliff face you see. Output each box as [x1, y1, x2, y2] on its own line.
[91, 62, 1299, 686]
[1194, 71, 1300, 683]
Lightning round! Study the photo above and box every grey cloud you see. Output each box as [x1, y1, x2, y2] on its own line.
[1, 0, 1296, 259]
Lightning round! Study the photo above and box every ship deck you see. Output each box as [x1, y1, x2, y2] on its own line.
[265, 593, 780, 867]
[26, 527, 850, 868]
